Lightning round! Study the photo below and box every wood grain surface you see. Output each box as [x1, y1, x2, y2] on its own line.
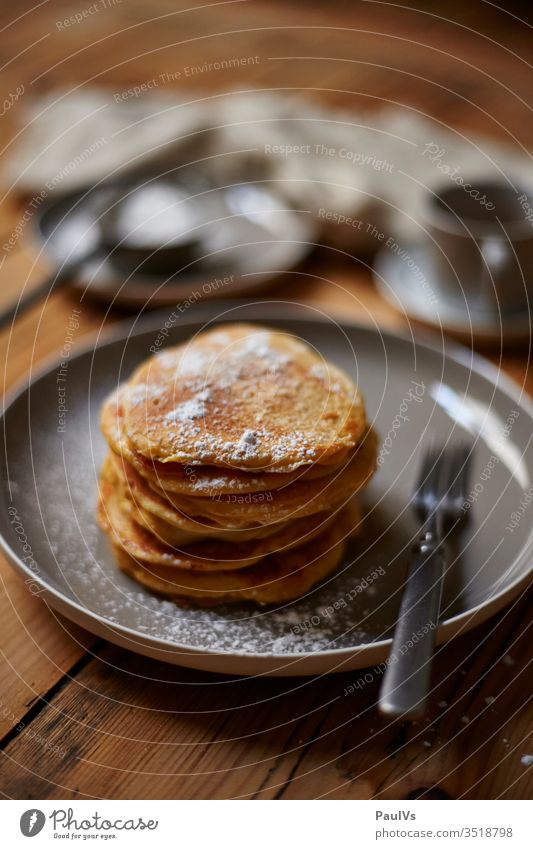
[0, 0, 531, 800]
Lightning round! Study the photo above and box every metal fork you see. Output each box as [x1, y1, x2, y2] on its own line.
[379, 442, 472, 718]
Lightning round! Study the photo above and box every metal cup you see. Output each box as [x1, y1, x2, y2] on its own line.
[425, 182, 533, 314]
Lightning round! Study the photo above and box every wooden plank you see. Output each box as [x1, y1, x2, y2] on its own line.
[253, 592, 533, 800]
[0, 296, 105, 741]
[0, 643, 331, 799]
[0, 0, 531, 801]
[0, 565, 96, 740]
[0, 595, 530, 800]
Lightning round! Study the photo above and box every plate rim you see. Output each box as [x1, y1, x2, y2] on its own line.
[32, 184, 318, 308]
[1, 301, 532, 666]
[372, 241, 532, 341]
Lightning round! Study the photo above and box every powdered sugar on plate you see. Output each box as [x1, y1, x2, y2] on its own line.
[37, 453, 379, 654]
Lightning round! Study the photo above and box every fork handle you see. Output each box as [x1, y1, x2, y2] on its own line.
[379, 534, 446, 718]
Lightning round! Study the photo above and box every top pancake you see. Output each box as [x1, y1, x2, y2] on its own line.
[121, 323, 366, 471]
[101, 388, 350, 496]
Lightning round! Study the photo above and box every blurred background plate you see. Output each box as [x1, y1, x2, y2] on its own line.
[33, 183, 317, 308]
[0, 302, 531, 676]
[373, 240, 532, 345]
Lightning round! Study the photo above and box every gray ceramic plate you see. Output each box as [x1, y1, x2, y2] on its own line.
[34, 186, 315, 308]
[1, 302, 532, 676]
[373, 242, 532, 344]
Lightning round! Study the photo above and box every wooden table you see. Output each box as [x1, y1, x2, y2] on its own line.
[0, 0, 531, 800]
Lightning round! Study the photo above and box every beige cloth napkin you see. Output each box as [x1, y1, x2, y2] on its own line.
[6, 88, 533, 250]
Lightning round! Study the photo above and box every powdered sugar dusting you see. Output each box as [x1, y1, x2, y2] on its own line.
[239, 338, 291, 372]
[126, 383, 166, 407]
[164, 389, 211, 424]
[156, 347, 211, 377]
[165, 400, 205, 423]
[310, 363, 328, 380]
[233, 429, 261, 460]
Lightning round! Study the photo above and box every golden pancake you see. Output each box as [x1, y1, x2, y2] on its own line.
[98, 460, 357, 572]
[131, 501, 295, 549]
[109, 453, 295, 541]
[98, 322, 377, 608]
[126, 487, 351, 563]
[110, 501, 359, 605]
[121, 324, 366, 471]
[101, 388, 350, 496]
[153, 429, 377, 528]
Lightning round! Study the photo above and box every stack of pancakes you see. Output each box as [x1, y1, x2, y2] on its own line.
[98, 323, 377, 606]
